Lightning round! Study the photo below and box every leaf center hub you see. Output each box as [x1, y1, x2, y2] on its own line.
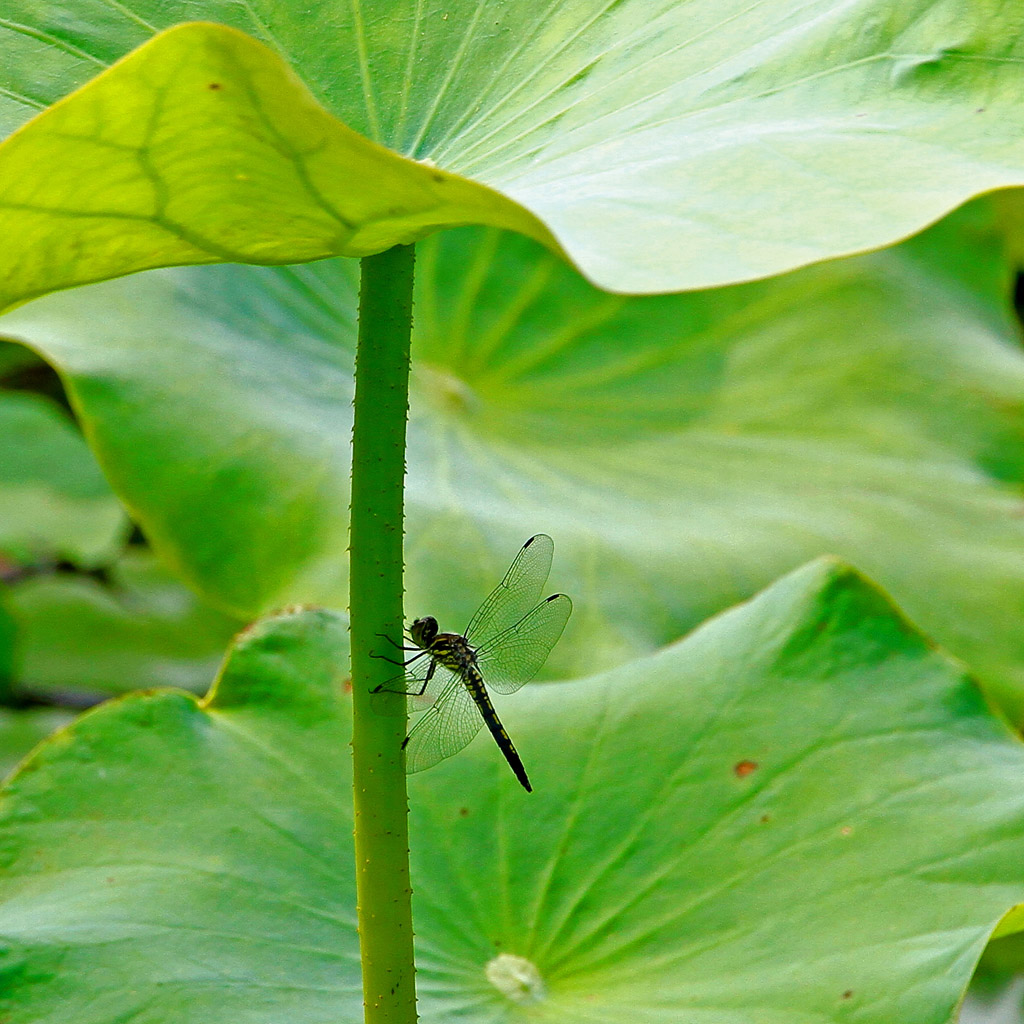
[485, 952, 546, 1004]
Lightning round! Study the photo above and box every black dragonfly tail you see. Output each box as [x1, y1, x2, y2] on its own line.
[467, 668, 532, 793]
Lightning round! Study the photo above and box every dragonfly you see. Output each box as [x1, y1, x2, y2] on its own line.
[373, 534, 572, 792]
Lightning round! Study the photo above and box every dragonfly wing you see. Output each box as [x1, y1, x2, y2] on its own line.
[404, 676, 485, 774]
[464, 534, 554, 647]
[476, 593, 572, 695]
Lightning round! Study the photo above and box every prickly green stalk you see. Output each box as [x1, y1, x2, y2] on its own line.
[349, 243, 417, 1024]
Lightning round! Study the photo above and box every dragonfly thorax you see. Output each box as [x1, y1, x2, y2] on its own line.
[433, 635, 480, 676]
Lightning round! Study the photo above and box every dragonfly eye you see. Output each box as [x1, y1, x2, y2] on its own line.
[411, 616, 439, 647]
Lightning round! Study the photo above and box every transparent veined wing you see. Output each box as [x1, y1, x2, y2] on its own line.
[476, 593, 572, 695]
[403, 676, 486, 774]
[464, 534, 554, 647]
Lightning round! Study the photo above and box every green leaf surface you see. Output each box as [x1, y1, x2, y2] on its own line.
[0, 391, 125, 567]
[2, 561, 1023, 1022]
[3, 5, 1024, 300]
[6, 202, 1024, 711]
[5, 550, 242, 698]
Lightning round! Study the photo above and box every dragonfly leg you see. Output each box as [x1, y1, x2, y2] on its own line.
[370, 633, 423, 667]
[412, 657, 435, 697]
[369, 654, 409, 667]
[371, 654, 435, 695]
[376, 632, 419, 651]
[372, 626, 419, 659]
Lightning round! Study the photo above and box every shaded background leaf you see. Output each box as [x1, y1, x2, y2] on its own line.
[5, 201, 1024, 715]
[963, 936, 1024, 1024]
[0, 389, 125, 567]
[0, 344, 241, 760]
[0, 708, 74, 779]
[6, 551, 241, 700]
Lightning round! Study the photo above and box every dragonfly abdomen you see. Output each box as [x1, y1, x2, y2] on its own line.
[424, 634, 533, 792]
[462, 663, 532, 794]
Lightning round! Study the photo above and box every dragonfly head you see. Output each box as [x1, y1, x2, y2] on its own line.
[410, 616, 439, 649]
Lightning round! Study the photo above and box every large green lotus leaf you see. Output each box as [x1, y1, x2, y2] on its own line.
[5, 550, 242, 698]
[0, 23, 552, 313]
[6, 202, 1024, 710]
[3, 5, 1024, 301]
[0, 391, 125, 566]
[2, 561, 1024, 1022]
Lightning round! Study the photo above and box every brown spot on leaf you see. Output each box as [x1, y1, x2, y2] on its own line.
[842, 990, 853, 1000]
[459, 807, 469, 817]
[208, 82, 222, 90]
[734, 759, 758, 777]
